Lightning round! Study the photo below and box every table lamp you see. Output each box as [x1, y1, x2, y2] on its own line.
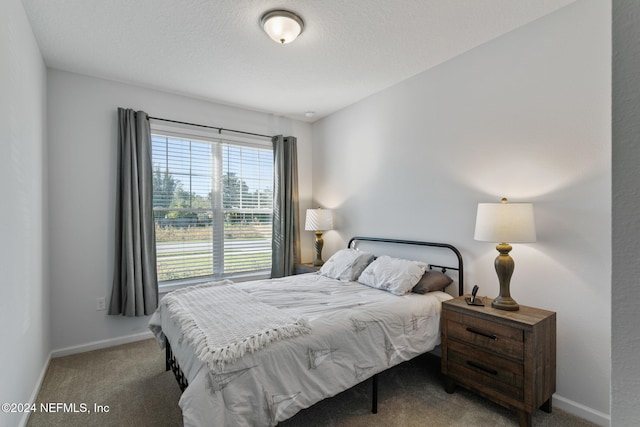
[474, 198, 536, 311]
[305, 208, 334, 266]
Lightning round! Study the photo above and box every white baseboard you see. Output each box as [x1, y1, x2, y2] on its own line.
[20, 351, 52, 427]
[51, 331, 155, 358]
[554, 394, 611, 427]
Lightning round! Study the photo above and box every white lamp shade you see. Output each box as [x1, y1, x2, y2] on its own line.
[305, 209, 333, 231]
[261, 10, 304, 44]
[474, 202, 536, 243]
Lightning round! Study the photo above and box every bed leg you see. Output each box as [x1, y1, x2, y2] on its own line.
[165, 339, 189, 392]
[371, 374, 378, 414]
[165, 341, 171, 372]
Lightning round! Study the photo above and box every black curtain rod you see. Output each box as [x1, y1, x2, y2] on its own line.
[147, 116, 274, 139]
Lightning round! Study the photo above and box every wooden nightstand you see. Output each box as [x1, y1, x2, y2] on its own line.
[441, 296, 556, 427]
[294, 263, 321, 274]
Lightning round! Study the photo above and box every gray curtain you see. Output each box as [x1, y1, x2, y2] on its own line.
[109, 108, 158, 316]
[271, 135, 301, 278]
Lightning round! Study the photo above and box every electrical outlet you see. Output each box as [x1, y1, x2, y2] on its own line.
[96, 297, 106, 311]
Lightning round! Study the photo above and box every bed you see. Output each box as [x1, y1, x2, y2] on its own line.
[149, 237, 464, 426]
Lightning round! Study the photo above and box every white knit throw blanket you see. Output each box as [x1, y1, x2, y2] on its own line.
[162, 280, 311, 370]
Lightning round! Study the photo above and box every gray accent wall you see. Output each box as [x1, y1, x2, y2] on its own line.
[612, 0, 640, 425]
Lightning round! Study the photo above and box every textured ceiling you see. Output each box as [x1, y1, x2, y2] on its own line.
[22, 0, 575, 122]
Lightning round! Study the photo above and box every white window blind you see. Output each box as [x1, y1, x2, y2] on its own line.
[151, 131, 273, 283]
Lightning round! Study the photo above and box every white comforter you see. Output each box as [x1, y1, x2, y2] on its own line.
[149, 273, 452, 427]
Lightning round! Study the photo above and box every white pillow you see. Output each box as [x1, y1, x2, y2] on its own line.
[358, 256, 427, 295]
[318, 249, 375, 282]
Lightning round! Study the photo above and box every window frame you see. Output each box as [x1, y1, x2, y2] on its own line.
[150, 121, 273, 291]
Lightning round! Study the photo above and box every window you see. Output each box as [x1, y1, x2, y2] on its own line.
[151, 128, 273, 283]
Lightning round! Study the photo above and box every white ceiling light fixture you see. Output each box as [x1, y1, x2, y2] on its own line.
[260, 10, 304, 44]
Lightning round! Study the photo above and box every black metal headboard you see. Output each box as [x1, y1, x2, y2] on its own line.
[347, 236, 464, 297]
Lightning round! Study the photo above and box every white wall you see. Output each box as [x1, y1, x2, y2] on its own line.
[0, 1, 49, 426]
[47, 70, 313, 352]
[312, 0, 610, 424]
[612, 0, 640, 424]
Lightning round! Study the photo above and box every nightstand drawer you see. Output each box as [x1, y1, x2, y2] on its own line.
[446, 311, 524, 360]
[447, 339, 524, 400]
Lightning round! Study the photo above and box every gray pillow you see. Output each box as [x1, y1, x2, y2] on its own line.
[411, 270, 453, 294]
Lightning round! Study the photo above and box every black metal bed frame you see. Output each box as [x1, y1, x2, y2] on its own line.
[165, 340, 188, 392]
[347, 236, 464, 297]
[165, 236, 464, 415]
[347, 236, 464, 413]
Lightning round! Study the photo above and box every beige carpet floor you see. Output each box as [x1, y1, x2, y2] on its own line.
[27, 339, 597, 427]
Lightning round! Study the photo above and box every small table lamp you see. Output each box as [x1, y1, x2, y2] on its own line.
[474, 198, 536, 311]
[305, 208, 334, 266]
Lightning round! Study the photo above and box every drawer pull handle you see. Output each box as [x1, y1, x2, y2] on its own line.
[466, 327, 497, 340]
[467, 361, 498, 376]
